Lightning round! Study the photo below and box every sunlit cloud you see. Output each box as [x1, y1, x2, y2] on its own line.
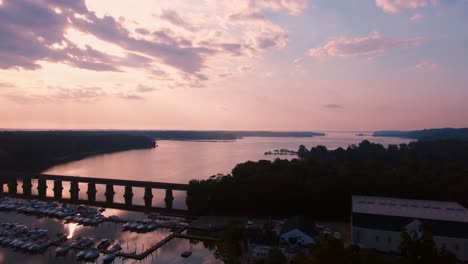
[308, 31, 423, 58]
[376, 0, 438, 13]
[160, 9, 198, 32]
[415, 60, 438, 71]
[410, 13, 424, 21]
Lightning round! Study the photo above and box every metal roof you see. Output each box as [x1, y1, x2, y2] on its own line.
[352, 213, 468, 239]
[352, 196, 468, 223]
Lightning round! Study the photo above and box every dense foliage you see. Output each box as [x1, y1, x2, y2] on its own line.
[187, 140, 468, 219]
[373, 128, 468, 141]
[290, 223, 456, 264]
[0, 131, 155, 172]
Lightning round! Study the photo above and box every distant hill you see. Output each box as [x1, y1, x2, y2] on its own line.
[1, 130, 325, 141]
[101, 130, 325, 140]
[373, 128, 468, 141]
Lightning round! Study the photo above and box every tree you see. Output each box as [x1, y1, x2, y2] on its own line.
[255, 248, 288, 264]
[398, 222, 456, 264]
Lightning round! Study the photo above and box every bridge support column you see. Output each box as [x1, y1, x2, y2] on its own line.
[22, 178, 32, 197]
[7, 178, 17, 195]
[38, 178, 47, 198]
[144, 187, 153, 207]
[164, 189, 174, 210]
[124, 185, 133, 205]
[53, 180, 63, 199]
[87, 183, 97, 203]
[105, 184, 115, 204]
[70, 181, 79, 202]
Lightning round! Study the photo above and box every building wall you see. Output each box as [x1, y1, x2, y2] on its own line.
[352, 226, 468, 261]
[249, 244, 271, 259]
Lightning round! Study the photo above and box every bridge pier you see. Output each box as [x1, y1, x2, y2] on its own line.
[124, 185, 133, 205]
[53, 180, 63, 199]
[144, 187, 153, 207]
[164, 189, 174, 209]
[87, 183, 97, 203]
[7, 179, 17, 195]
[0, 173, 189, 212]
[70, 181, 79, 202]
[22, 178, 32, 197]
[105, 184, 115, 204]
[38, 178, 47, 198]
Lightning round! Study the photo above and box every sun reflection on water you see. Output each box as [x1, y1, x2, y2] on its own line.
[66, 222, 79, 239]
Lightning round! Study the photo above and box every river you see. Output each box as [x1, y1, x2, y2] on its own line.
[42, 132, 412, 209]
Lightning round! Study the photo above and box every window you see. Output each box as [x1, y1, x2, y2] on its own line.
[388, 236, 392, 243]
[376, 235, 380, 242]
[455, 244, 459, 251]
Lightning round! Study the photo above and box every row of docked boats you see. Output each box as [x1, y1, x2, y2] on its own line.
[57, 236, 121, 263]
[0, 197, 108, 227]
[0, 222, 57, 254]
[122, 220, 159, 233]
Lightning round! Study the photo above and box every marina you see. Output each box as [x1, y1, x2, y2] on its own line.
[0, 197, 221, 263]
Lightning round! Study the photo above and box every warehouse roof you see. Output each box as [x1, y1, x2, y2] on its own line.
[352, 196, 468, 223]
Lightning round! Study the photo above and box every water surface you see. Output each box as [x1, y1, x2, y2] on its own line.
[43, 132, 412, 209]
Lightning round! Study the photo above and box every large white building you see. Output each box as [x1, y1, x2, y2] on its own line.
[352, 195, 468, 261]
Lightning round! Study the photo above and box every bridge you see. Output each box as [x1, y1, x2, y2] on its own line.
[0, 171, 189, 213]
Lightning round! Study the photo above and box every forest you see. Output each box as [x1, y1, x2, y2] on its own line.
[187, 140, 468, 220]
[0, 131, 155, 172]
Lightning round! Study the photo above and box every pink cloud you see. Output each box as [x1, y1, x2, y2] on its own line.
[247, 0, 307, 16]
[160, 9, 198, 32]
[308, 31, 423, 58]
[415, 60, 438, 71]
[376, 0, 438, 13]
[410, 13, 424, 21]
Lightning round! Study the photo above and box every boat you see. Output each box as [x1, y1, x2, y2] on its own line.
[76, 249, 89, 260]
[109, 243, 122, 252]
[97, 239, 111, 250]
[102, 253, 116, 263]
[55, 245, 70, 255]
[83, 249, 100, 262]
[181, 251, 192, 258]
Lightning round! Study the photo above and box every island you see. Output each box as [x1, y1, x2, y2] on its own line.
[373, 127, 468, 141]
[264, 149, 298, 156]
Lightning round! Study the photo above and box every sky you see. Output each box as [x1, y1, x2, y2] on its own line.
[0, 0, 467, 131]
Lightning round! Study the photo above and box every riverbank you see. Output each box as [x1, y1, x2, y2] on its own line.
[0, 131, 156, 172]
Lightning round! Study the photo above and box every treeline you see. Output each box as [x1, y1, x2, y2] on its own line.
[2, 130, 325, 141]
[187, 140, 468, 219]
[373, 128, 468, 141]
[0, 131, 155, 172]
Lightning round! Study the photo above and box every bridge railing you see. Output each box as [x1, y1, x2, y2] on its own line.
[0, 171, 189, 211]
